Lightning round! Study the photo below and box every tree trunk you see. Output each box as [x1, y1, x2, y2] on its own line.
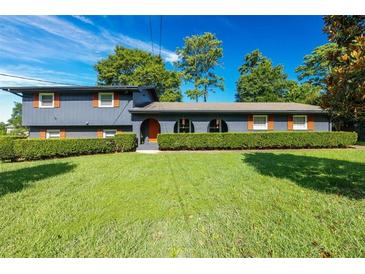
[204, 86, 207, 102]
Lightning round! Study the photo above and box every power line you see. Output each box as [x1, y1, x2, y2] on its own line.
[0, 73, 78, 86]
[149, 16, 155, 55]
[159, 16, 163, 58]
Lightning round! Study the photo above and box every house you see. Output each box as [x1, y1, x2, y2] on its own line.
[1, 86, 331, 144]
[5, 124, 15, 134]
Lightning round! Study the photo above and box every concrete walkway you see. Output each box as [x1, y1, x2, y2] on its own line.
[136, 142, 159, 153]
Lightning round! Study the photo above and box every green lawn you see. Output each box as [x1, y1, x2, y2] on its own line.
[1, 150, 365, 257]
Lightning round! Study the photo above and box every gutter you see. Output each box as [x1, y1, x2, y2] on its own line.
[0, 88, 23, 97]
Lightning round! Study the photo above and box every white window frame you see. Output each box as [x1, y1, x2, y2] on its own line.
[39, 93, 55, 108]
[103, 129, 117, 138]
[98, 92, 114, 108]
[253, 115, 268, 130]
[293, 115, 308, 131]
[46, 129, 60, 139]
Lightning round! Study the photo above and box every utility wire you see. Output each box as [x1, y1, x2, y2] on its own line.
[159, 16, 163, 58]
[0, 73, 79, 86]
[149, 16, 155, 55]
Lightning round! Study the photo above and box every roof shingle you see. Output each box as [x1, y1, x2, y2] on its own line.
[130, 102, 326, 113]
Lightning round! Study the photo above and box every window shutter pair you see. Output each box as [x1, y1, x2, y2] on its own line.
[33, 93, 60, 108]
[92, 92, 120, 108]
[247, 115, 274, 130]
[287, 115, 314, 130]
[39, 129, 66, 139]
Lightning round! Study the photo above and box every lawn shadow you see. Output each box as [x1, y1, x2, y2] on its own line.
[0, 162, 76, 197]
[243, 153, 365, 199]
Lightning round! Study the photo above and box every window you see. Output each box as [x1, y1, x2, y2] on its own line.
[253, 115, 268, 130]
[98, 93, 114, 107]
[46, 129, 60, 139]
[103, 129, 117, 138]
[208, 119, 228, 133]
[39, 93, 54, 108]
[293, 115, 307, 130]
[174, 118, 195, 133]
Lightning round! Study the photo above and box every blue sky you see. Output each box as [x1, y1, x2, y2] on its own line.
[0, 15, 328, 122]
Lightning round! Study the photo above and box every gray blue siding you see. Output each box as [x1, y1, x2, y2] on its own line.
[22, 89, 154, 127]
[133, 113, 331, 143]
[29, 126, 132, 138]
[21, 88, 330, 140]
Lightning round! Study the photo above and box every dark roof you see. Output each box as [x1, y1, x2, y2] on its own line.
[0, 85, 159, 101]
[130, 102, 326, 114]
[0, 85, 151, 92]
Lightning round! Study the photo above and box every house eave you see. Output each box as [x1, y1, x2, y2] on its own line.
[129, 109, 328, 114]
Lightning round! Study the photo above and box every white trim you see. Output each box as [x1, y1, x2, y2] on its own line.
[39, 93, 54, 108]
[103, 129, 117, 138]
[46, 129, 60, 139]
[253, 115, 268, 130]
[98, 92, 114, 108]
[293, 115, 308, 130]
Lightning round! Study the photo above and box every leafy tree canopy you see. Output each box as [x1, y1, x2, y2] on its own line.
[7, 102, 27, 136]
[236, 50, 290, 102]
[176, 32, 224, 102]
[321, 16, 365, 130]
[236, 50, 321, 104]
[286, 81, 322, 105]
[295, 43, 343, 89]
[95, 46, 181, 102]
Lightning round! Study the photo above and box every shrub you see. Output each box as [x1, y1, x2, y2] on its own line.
[0, 137, 16, 161]
[0, 136, 25, 161]
[114, 133, 138, 152]
[157, 132, 358, 150]
[0, 134, 137, 162]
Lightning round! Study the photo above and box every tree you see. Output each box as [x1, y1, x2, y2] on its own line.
[321, 16, 365, 130]
[295, 43, 342, 89]
[176, 32, 224, 102]
[7, 102, 27, 136]
[235, 50, 290, 102]
[0, 122, 6, 135]
[95, 46, 181, 102]
[286, 81, 321, 105]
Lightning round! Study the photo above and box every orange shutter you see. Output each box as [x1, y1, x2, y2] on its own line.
[247, 115, 253, 130]
[92, 93, 99, 108]
[60, 129, 66, 139]
[308, 115, 314, 131]
[114, 92, 120, 107]
[288, 115, 293, 131]
[33, 93, 39, 108]
[268, 114, 274, 130]
[96, 129, 103, 138]
[54, 93, 60, 108]
[39, 129, 46, 139]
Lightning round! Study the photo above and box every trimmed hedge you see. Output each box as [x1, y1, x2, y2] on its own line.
[157, 132, 358, 150]
[0, 133, 137, 161]
[0, 136, 26, 161]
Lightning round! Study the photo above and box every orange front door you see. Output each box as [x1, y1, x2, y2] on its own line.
[148, 119, 160, 142]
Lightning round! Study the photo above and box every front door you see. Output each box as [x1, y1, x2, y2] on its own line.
[148, 119, 160, 142]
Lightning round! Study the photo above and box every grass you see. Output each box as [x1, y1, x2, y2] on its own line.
[0, 150, 365, 257]
[357, 141, 365, 146]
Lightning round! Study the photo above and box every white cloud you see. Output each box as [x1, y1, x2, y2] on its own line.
[72, 15, 95, 25]
[0, 16, 178, 64]
[0, 66, 95, 87]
